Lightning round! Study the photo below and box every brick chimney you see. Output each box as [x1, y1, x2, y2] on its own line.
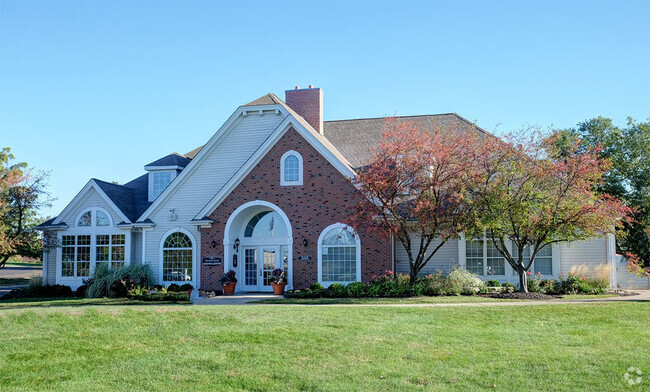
[285, 85, 324, 135]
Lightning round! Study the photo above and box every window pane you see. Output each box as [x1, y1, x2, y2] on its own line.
[465, 239, 483, 275]
[163, 232, 192, 248]
[534, 257, 553, 275]
[284, 155, 299, 182]
[152, 171, 173, 199]
[244, 211, 287, 238]
[321, 227, 356, 246]
[486, 240, 505, 275]
[111, 246, 125, 261]
[78, 211, 91, 226]
[62, 247, 75, 261]
[322, 245, 357, 282]
[96, 211, 110, 226]
[163, 248, 192, 282]
[77, 235, 91, 246]
[77, 262, 90, 277]
[62, 262, 74, 277]
[62, 236, 75, 246]
[97, 234, 110, 245]
[111, 234, 125, 245]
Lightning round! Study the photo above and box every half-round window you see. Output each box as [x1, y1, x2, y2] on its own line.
[244, 211, 288, 238]
[162, 232, 193, 282]
[318, 224, 361, 285]
[78, 211, 92, 227]
[96, 211, 110, 226]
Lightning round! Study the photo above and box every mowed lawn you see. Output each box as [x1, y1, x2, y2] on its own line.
[0, 303, 648, 391]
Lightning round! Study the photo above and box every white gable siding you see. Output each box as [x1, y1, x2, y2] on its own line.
[558, 238, 608, 275]
[131, 231, 142, 263]
[143, 111, 286, 283]
[395, 236, 460, 275]
[44, 233, 57, 285]
[57, 188, 123, 227]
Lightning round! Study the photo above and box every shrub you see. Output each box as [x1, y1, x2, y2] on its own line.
[346, 282, 366, 297]
[86, 264, 153, 298]
[309, 282, 325, 296]
[447, 268, 484, 294]
[419, 272, 457, 296]
[167, 284, 181, 292]
[558, 273, 580, 294]
[569, 263, 611, 291]
[486, 279, 501, 287]
[325, 283, 347, 298]
[179, 283, 193, 292]
[502, 282, 516, 292]
[75, 284, 89, 298]
[367, 272, 414, 297]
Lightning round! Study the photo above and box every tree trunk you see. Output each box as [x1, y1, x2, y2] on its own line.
[518, 269, 528, 293]
[0, 255, 10, 269]
[409, 264, 418, 285]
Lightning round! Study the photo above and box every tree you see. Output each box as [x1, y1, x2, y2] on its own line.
[467, 131, 630, 291]
[0, 147, 51, 268]
[351, 119, 480, 284]
[566, 117, 650, 267]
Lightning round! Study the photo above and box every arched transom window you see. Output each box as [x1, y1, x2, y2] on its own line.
[244, 211, 288, 238]
[162, 232, 193, 282]
[280, 150, 303, 186]
[318, 223, 361, 285]
[77, 209, 111, 227]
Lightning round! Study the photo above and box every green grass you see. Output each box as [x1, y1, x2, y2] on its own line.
[0, 277, 31, 287]
[0, 297, 190, 309]
[0, 302, 648, 391]
[3, 256, 42, 267]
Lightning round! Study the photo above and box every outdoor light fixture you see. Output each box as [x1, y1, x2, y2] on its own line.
[303, 238, 308, 247]
[211, 240, 216, 248]
[233, 237, 240, 253]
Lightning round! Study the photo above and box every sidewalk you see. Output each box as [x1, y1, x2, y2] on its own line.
[192, 293, 278, 305]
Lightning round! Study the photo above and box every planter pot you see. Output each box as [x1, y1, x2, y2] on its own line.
[271, 282, 286, 295]
[187, 288, 193, 299]
[222, 282, 237, 295]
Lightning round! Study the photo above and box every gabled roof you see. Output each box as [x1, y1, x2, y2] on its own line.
[145, 153, 191, 169]
[92, 176, 151, 223]
[35, 217, 68, 230]
[244, 93, 284, 106]
[322, 113, 486, 168]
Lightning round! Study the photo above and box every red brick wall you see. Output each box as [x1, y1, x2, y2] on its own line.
[285, 88, 323, 134]
[199, 127, 391, 290]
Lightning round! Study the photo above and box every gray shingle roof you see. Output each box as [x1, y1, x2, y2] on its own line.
[145, 153, 191, 168]
[92, 175, 151, 223]
[323, 114, 486, 168]
[244, 93, 283, 106]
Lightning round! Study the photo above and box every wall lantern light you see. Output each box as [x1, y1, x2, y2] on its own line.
[303, 238, 308, 247]
[211, 240, 217, 248]
[233, 237, 240, 253]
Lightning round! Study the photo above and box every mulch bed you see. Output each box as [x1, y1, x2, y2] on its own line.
[480, 292, 557, 300]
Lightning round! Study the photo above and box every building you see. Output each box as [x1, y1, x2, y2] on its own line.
[36, 87, 617, 292]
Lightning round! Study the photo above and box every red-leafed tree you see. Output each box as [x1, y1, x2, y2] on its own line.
[351, 119, 481, 284]
[466, 131, 631, 291]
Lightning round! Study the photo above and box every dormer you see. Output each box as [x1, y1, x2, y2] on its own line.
[144, 153, 192, 202]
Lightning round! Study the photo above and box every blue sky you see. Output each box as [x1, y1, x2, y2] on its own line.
[1, 1, 648, 218]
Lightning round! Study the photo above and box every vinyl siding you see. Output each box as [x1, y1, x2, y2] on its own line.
[144, 111, 285, 283]
[131, 231, 142, 264]
[395, 236, 459, 275]
[57, 187, 123, 227]
[558, 238, 608, 275]
[44, 232, 57, 285]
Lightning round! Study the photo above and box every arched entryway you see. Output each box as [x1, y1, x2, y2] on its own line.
[223, 201, 293, 292]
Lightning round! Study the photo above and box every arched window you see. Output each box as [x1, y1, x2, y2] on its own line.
[244, 211, 288, 238]
[96, 211, 110, 226]
[280, 150, 303, 186]
[318, 223, 361, 285]
[162, 232, 193, 282]
[78, 211, 92, 227]
[76, 208, 113, 228]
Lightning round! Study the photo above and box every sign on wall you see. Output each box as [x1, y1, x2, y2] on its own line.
[203, 257, 222, 266]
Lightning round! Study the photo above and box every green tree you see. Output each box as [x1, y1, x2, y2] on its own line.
[559, 117, 650, 266]
[0, 147, 51, 268]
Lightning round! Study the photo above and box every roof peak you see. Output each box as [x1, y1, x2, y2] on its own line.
[243, 93, 283, 107]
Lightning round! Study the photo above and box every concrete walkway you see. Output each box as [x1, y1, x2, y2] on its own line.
[192, 290, 650, 306]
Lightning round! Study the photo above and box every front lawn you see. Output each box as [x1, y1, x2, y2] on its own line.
[0, 297, 191, 309]
[0, 302, 647, 391]
[0, 277, 31, 287]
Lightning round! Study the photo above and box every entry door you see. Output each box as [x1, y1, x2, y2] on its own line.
[260, 247, 278, 291]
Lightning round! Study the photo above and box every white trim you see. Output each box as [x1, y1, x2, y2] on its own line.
[222, 200, 293, 292]
[53, 180, 131, 225]
[280, 150, 304, 186]
[158, 227, 197, 286]
[194, 116, 356, 220]
[144, 165, 184, 171]
[138, 104, 282, 221]
[317, 223, 361, 287]
[42, 248, 48, 284]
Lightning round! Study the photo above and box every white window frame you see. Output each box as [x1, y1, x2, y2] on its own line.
[280, 150, 303, 186]
[148, 170, 178, 201]
[317, 223, 361, 287]
[159, 228, 196, 286]
[57, 207, 131, 289]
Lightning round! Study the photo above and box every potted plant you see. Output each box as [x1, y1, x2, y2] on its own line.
[220, 270, 237, 295]
[271, 268, 287, 295]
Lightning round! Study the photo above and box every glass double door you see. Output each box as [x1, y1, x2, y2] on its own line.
[242, 245, 288, 292]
